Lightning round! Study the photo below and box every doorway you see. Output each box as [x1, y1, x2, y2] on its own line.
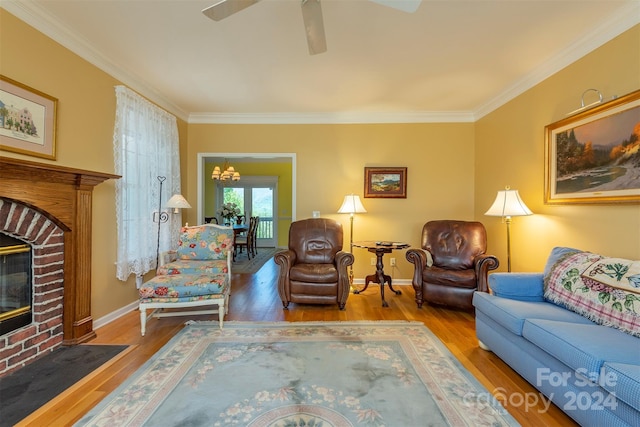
[197, 153, 296, 249]
[216, 176, 278, 247]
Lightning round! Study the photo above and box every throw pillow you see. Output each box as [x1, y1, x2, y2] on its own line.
[176, 225, 233, 260]
[542, 246, 581, 280]
[544, 251, 640, 337]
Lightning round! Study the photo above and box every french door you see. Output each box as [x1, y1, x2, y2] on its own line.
[216, 176, 277, 247]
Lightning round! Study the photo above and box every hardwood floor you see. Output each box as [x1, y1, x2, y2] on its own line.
[18, 260, 577, 426]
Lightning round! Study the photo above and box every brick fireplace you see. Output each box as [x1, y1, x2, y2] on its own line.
[0, 157, 118, 376]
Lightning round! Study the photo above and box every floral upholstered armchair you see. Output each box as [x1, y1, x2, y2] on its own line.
[157, 223, 233, 277]
[138, 224, 234, 334]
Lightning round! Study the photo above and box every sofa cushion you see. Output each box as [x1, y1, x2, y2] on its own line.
[489, 273, 544, 301]
[157, 259, 228, 275]
[601, 362, 640, 411]
[176, 224, 233, 261]
[423, 266, 477, 288]
[139, 273, 228, 301]
[472, 292, 593, 336]
[544, 251, 640, 337]
[522, 319, 640, 380]
[290, 263, 339, 283]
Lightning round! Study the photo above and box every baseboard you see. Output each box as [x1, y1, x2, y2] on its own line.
[352, 278, 412, 285]
[93, 300, 138, 330]
[93, 281, 412, 329]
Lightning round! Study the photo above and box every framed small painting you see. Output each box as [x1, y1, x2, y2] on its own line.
[364, 167, 407, 198]
[0, 75, 57, 160]
[545, 89, 640, 204]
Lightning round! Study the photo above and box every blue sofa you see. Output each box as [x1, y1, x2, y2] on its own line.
[473, 247, 640, 427]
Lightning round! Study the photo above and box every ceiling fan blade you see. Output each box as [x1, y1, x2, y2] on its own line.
[301, 0, 327, 55]
[369, 0, 421, 13]
[202, 0, 260, 21]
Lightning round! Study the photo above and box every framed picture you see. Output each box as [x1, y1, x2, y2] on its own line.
[545, 89, 640, 204]
[0, 75, 57, 160]
[364, 167, 407, 198]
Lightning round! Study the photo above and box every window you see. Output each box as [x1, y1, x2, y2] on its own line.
[113, 86, 181, 281]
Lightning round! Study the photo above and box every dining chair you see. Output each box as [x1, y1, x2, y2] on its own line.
[250, 216, 260, 257]
[235, 216, 258, 259]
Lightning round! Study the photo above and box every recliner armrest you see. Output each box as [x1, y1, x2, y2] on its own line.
[335, 251, 355, 269]
[488, 272, 544, 302]
[274, 250, 296, 270]
[406, 248, 428, 286]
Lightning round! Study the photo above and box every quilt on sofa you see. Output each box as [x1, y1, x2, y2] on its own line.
[544, 250, 640, 337]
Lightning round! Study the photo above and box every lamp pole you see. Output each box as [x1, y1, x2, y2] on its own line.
[337, 194, 366, 287]
[348, 212, 354, 285]
[505, 216, 512, 272]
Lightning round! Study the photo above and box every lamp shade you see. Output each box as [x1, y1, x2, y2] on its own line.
[166, 194, 192, 212]
[337, 194, 367, 214]
[485, 188, 532, 218]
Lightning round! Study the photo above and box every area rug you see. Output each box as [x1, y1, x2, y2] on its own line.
[233, 247, 279, 274]
[75, 321, 519, 426]
[1, 344, 129, 427]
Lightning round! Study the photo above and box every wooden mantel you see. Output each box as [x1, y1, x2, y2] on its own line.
[0, 156, 120, 344]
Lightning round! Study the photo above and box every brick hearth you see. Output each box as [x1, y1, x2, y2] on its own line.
[0, 200, 66, 375]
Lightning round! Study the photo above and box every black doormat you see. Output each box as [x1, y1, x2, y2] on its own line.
[0, 344, 128, 427]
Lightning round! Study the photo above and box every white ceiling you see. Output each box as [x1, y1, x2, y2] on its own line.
[3, 0, 639, 123]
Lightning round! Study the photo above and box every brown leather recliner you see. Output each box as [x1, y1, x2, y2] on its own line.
[405, 220, 499, 310]
[274, 218, 354, 310]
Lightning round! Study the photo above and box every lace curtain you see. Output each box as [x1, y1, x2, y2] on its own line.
[113, 85, 181, 281]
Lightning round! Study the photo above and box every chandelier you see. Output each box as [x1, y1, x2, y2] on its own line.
[211, 161, 240, 181]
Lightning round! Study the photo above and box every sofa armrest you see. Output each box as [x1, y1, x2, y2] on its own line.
[488, 272, 545, 302]
[474, 254, 500, 292]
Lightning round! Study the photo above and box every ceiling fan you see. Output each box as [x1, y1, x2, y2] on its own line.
[202, 0, 422, 55]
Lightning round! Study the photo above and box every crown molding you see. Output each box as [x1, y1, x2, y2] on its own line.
[473, 1, 640, 120]
[3, 0, 637, 125]
[1, 0, 190, 122]
[188, 110, 475, 124]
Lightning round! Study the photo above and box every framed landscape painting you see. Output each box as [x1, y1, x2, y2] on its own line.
[544, 89, 640, 204]
[0, 75, 57, 160]
[364, 167, 407, 198]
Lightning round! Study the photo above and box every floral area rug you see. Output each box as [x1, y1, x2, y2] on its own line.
[75, 321, 519, 427]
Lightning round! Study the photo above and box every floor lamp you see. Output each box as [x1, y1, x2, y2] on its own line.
[485, 186, 532, 272]
[337, 194, 367, 284]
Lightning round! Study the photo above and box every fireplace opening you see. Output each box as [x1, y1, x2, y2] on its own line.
[0, 233, 32, 336]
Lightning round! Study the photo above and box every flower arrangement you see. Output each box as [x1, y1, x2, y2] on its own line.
[216, 202, 241, 223]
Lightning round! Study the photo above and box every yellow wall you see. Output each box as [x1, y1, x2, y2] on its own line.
[0, 10, 189, 319]
[186, 123, 476, 280]
[475, 25, 640, 271]
[1, 8, 639, 320]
